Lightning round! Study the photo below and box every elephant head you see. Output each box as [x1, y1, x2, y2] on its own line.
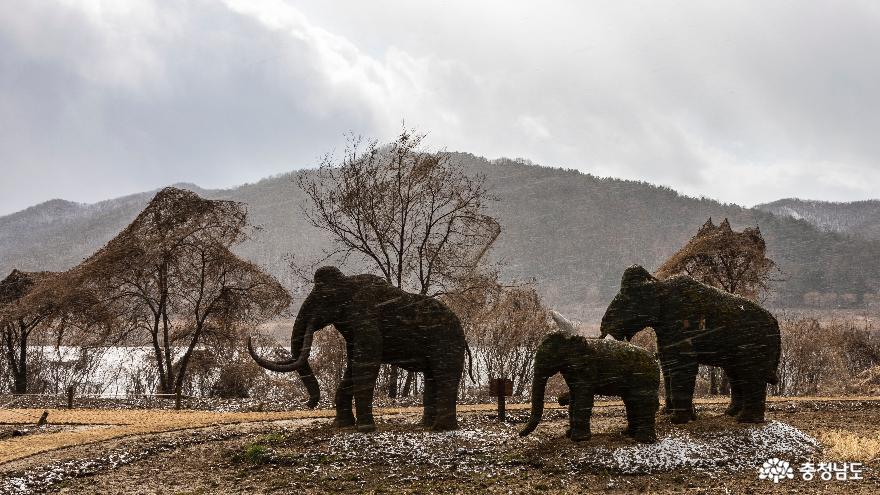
[247, 266, 351, 406]
[599, 265, 659, 341]
[520, 333, 573, 436]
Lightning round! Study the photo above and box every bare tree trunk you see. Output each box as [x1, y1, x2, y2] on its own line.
[401, 370, 414, 397]
[13, 323, 28, 394]
[388, 365, 399, 399]
[151, 315, 170, 395]
[720, 370, 730, 395]
[709, 366, 718, 395]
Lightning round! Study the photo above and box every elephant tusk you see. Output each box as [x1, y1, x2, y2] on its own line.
[247, 321, 316, 373]
[550, 310, 576, 334]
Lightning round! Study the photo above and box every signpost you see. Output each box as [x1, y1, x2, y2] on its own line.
[489, 378, 513, 421]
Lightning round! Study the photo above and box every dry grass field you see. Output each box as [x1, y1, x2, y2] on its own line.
[1, 402, 576, 465]
[2, 397, 880, 493]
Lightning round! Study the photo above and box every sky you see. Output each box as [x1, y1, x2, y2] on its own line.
[1, 0, 880, 215]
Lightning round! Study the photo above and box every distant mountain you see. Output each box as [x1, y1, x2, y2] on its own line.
[3, 155, 880, 319]
[755, 198, 880, 241]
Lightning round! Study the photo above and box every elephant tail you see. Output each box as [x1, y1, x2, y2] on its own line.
[466, 343, 476, 384]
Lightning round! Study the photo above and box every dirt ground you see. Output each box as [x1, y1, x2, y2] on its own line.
[2, 398, 880, 494]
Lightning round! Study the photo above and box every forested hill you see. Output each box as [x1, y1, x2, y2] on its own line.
[2, 154, 879, 319]
[756, 198, 880, 241]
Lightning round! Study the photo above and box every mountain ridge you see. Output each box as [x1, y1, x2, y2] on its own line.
[755, 198, 880, 240]
[3, 154, 879, 318]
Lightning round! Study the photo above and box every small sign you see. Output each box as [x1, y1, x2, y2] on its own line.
[489, 378, 513, 396]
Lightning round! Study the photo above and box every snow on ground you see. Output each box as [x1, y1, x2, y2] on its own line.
[289, 416, 820, 478]
[0, 430, 240, 495]
[327, 422, 539, 476]
[0, 411, 823, 493]
[572, 421, 820, 474]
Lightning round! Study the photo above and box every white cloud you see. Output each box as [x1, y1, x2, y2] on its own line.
[516, 115, 552, 141]
[1, 0, 880, 213]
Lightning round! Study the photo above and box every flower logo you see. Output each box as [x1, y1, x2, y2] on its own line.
[758, 458, 794, 483]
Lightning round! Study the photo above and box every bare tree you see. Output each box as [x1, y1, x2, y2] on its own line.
[0, 270, 55, 393]
[56, 187, 291, 397]
[656, 217, 777, 394]
[775, 316, 880, 396]
[444, 274, 553, 396]
[0, 269, 112, 393]
[299, 129, 499, 295]
[298, 129, 500, 397]
[656, 218, 776, 300]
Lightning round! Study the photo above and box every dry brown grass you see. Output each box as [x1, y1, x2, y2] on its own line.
[818, 429, 880, 461]
[1, 404, 540, 464]
[0, 408, 330, 464]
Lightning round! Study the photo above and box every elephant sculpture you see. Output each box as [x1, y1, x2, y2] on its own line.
[520, 332, 660, 443]
[600, 265, 780, 424]
[248, 266, 468, 432]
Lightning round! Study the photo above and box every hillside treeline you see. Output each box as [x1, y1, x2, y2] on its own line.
[2, 155, 880, 316]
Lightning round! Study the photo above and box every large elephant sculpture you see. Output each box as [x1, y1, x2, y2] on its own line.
[248, 266, 468, 432]
[600, 265, 780, 424]
[519, 332, 660, 443]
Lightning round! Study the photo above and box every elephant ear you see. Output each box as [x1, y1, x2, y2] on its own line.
[621, 265, 656, 291]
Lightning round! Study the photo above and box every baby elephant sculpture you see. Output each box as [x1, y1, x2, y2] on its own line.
[520, 332, 660, 443]
[600, 265, 781, 424]
[248, 266, 468, 432]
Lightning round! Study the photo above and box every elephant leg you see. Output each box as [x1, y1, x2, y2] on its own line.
[430, 351, 463, 431]
[736, 376, 768, 423]
[568, 385, 593, 442]
[564, 389, 573, 438]
[350, 358, 381, 433]
[669, 360, 698, 424]
[624, 389, 658, 443]
[297, 362, 321, 409]
[659, 356, 673, 415]
[333, 364, 355, 427]
[430, 383, 459, 431]
[421, 371, 437, 427]
[623, 396, 635, 435]
[724, 367, 744, 417]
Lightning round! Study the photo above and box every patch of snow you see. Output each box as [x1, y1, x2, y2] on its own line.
[570, 421, 820, 474]
[0, 430, 239, 494]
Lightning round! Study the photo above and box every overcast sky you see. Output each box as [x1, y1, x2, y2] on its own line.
[2, 0, 879, 215]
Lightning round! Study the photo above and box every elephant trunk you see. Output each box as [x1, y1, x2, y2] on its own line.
[247, 292, 325, 407]
[520, 366, 551, 437]
[296, 363, 321, 408]
[247, 318, 317, 373]
[289, 300, 311, 357]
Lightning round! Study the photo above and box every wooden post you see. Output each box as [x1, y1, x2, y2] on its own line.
[175, 390, 182, 410]
[66, 386, 75, 409]
[37, 410, 48, 427]
[498, 387, 506, 421]
[490, 378, 513, 422]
